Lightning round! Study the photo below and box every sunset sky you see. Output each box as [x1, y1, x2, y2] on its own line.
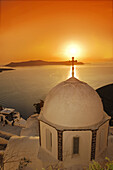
[0, 0, 112, 64]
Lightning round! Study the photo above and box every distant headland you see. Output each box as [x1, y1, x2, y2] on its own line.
[5, 60, 84, 67]
[0, 68, 15, 73]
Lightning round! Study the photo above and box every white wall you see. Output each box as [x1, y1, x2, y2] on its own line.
[40, 121, 58, 159]
[4, 136, 42, 170]
[63, 130, 92, 165]
[21, 116, 39, 136]
[95, 121, 109, 158]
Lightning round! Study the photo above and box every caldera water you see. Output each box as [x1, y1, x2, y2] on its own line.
[0, 63, 113, 119]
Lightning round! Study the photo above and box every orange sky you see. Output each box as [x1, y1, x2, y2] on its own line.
[0, 0, 112, 64]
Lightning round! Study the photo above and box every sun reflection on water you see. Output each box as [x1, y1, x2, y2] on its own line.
[67, 65, 79, 79]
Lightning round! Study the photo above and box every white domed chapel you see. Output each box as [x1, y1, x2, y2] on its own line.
[38, 58, 110, 166]
[38, 77, 110, 165]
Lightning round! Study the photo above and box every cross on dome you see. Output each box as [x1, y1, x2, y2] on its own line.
[72, 57, 74, 77]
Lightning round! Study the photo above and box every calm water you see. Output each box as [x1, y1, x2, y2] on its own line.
[0, 64, 113, 119]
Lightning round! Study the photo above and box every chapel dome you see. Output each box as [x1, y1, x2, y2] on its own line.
[42, 77, 105, 128]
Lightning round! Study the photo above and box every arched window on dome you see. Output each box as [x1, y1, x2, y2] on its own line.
[46, 129, 52, 152]
[73, 137, 79, 155]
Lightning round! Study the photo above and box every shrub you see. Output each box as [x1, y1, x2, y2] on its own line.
[88, 157, 113, 170]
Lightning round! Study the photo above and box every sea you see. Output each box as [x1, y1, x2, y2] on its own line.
[0, 63, 113, 119]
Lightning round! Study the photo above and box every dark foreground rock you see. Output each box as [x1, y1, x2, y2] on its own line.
[96, 84, 113, 126]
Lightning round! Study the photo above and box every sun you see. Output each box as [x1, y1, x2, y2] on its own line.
[70, 48, 76, 55]
[65, 44, 81, 58]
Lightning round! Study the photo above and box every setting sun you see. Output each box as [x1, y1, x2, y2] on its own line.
[65, 44, 82, 59]
[70, 48, 76, 55]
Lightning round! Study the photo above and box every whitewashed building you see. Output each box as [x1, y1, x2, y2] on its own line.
[38, 76, 110, 166]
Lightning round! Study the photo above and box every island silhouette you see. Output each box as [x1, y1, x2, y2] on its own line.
[5, 60, 84, 67]
[0, 68, 15, 72]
